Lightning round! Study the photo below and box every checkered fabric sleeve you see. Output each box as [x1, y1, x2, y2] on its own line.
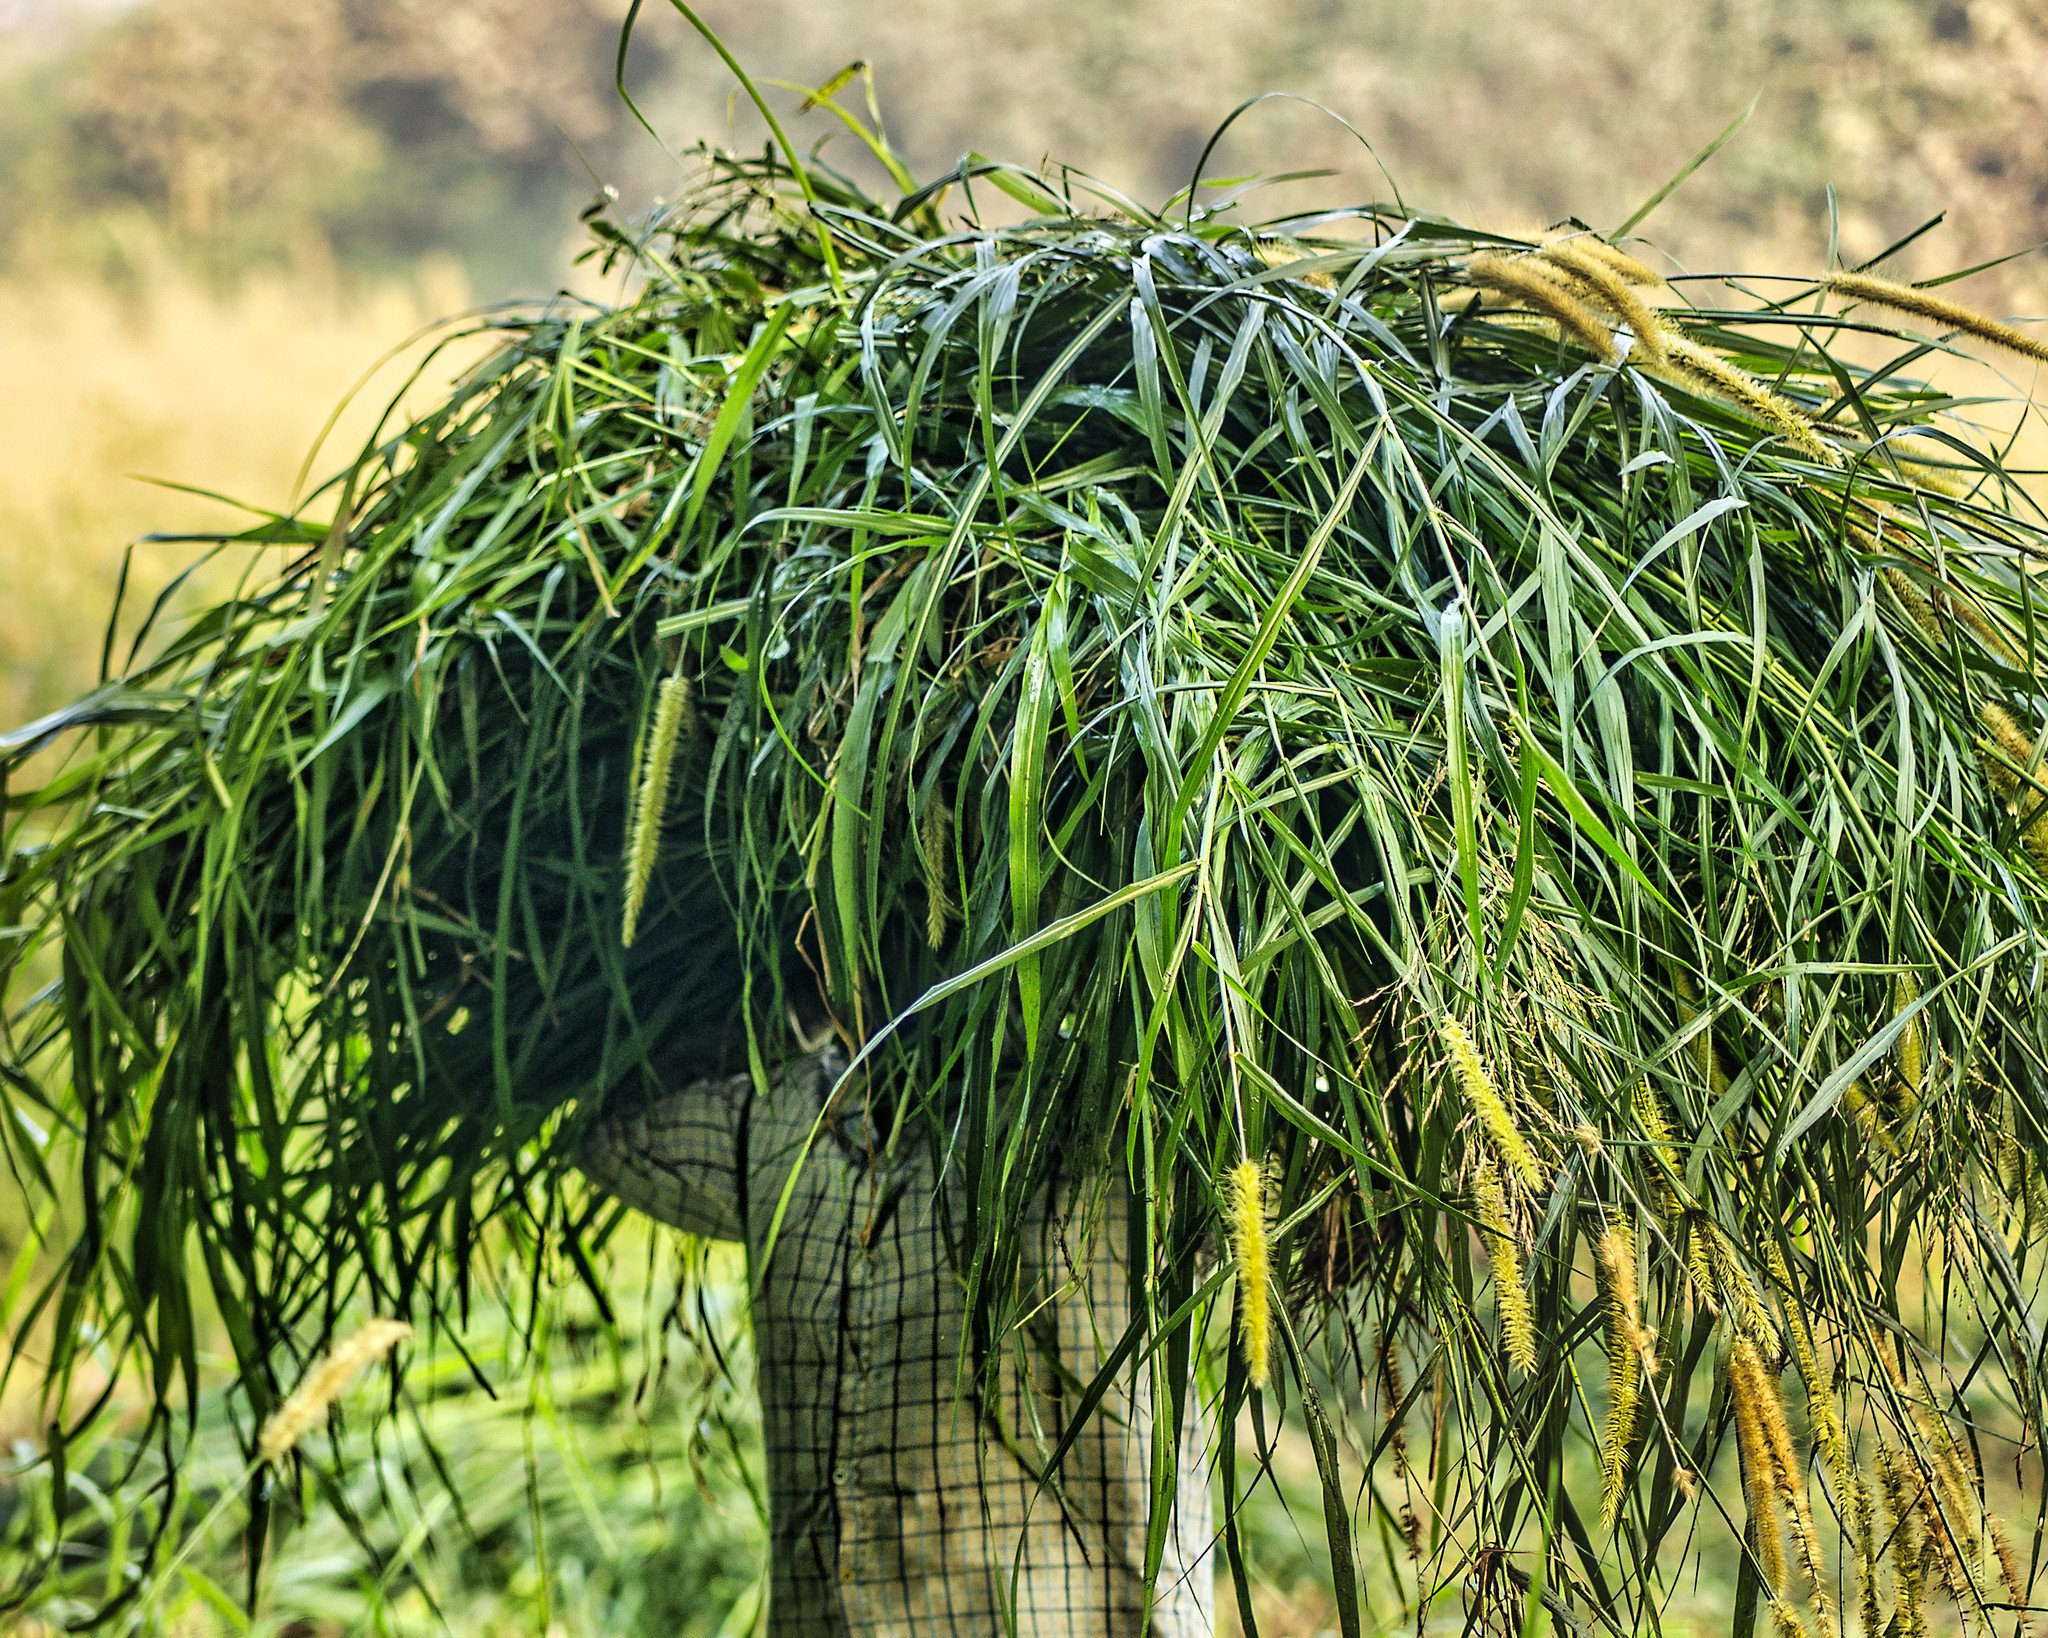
[579, 1051, 1217, 1637]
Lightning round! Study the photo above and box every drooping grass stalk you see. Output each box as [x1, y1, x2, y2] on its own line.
[1652, 332, 1838, 463]
[1466, 250, 1622, 363]
[1825, 269, 2048, 365]
[259, 1320, 414, 1461]
[1537, 239, 1668, 361]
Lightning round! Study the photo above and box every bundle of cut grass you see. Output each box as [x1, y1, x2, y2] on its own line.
[9, 59, 2048, 1633]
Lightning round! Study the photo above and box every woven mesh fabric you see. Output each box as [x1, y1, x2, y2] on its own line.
[581, 1050, 1217, 1636]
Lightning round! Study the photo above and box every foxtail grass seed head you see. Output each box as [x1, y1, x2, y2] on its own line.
[1976, 702, 2048, 872]
[1783, 1308, 1859, 1624]
[1551, 234, 1665, 288]
[1855, 511, 2021, 659]
[1674, 973, 1732, 1099]
[1824, 269, 2048, 366]
[1937, 582, 2022, 667]
[1254, 237, 1336, 291]
[1839, 1078, 1896, 1156]
[1441, 1016, 1543, 1189]
[1597, 1219, 1650, 1527]
[1879, 1445, 1929, 1638]
[1228, 1159, 1273, 1389]
[1632, 1080, 1683, 1221]
[1697, 1219, 1776, 1344]
[1731, 1379, 1789, 1601]
[1769, 1601, 1812, 1638]
[1892, 974, 1924, 1101]
[621, 673, 691, 948]
[1473, 1155, 1537, 1373]
[1685, 1221, 1719, 1316]
[259, 1319, 412, 1462]
[920, 796, 953, 949]
[1652, 333, 1839, 466]
[1376, 1327, 1411, 1463]
[1730, 1336, 1791, 1600]
[1878, 564, 1947, 647]
[1466, 251, 1621, 363]
[1981, 700, 2040, 782]
[1537, 240, 1668, 362]
[1990, 1515, 2029, 1623]
[1850, 1471, 1881, 1638]
[1895, 456, 1972, 499]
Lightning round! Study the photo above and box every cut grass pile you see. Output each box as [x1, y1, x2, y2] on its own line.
[10, 73, 2048, 1632]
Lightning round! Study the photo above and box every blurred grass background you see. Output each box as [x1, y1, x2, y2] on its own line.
[3, 0, 2045, 1631]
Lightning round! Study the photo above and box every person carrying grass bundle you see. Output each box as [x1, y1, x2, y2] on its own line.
[15, 14, 2048, 1635]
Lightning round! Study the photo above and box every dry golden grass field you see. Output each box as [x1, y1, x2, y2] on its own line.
[0, 243, 471, 733]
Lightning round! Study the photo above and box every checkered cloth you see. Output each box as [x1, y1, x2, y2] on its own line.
[579, 1048, 1217, 1637]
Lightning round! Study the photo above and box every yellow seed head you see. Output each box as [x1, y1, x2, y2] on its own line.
[1742, 1315, 1833, 1638]
[1850, 1473, 1880, 1638]
[1228, 1158, 1273, 1390]
[1551, 235, 1665, 288]
[1879, 1445, 1928, 1638]
[1254, 237, 1336, 291]
[1597, 1219, 1651, 1527]
[1990, 1514, 2029, 1620]
[1684, 1220, 1718, 1316]
[1674, 973, 1732, 1099]
[1982, 701, 2041, 782]
[1940, 585, 2023, 666]
[1474, 1155, 1537, 1373]
[1856, 514, 2020, 661]
[1441, 1016, 1544, 1190]
[622, 673, 691, 948]
[1769, 1601, 1811, 1638]
[259, 1319, 412, 1462]
[1838, 1078, 1896, 1157]
[1824, 269, 2048, 366]
[1633, 1081, 1684, 1222]
[1878, 563, 1947, 647]
[1466, 251, 1621, 363]
[1538, 240, 1669, 362]
[1650, 333, 1839, 466]
[1730, 1336, 1790, 1598]
[1975, 703, 2048, 871]
[1694, 1219, 1775, 1343]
